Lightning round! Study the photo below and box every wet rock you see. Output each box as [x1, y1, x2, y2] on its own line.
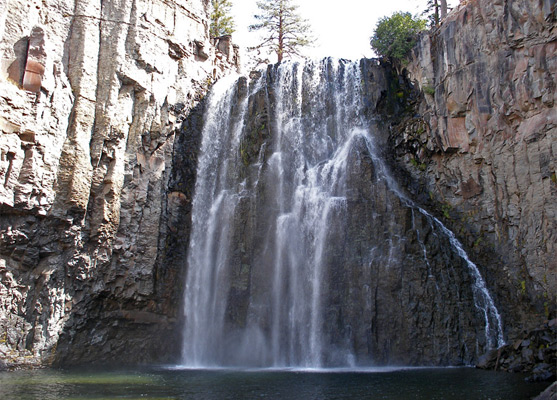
[476, 320, 556, 382]
[530, 364, 555, 382]
[476, 349, 498, 369]
[533, 382, 557, 400]
[175, 59, 505, 366]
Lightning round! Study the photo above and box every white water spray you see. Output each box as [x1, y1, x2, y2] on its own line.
[181, 59, 504, 368]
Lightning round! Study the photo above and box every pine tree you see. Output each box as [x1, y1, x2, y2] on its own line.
[440, 0, 448, 19]
[210, 0, 235, 38]
[249, 0, 314, 63]
[423, 0, 448, 28]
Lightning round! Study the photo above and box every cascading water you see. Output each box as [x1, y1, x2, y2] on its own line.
[181, 59, 504, 369]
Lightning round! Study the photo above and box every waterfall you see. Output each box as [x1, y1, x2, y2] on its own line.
[360, 132, 506, 350]
[180, 59, 504, 369]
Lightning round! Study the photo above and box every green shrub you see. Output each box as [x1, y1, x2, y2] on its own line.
[210, 0, 235, 38]
[441, 203, 452, 219]
[370, 12, 427, 62]
[423, 85, 435, 95]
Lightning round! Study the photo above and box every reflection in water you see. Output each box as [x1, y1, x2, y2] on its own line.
[0, 367, 549, 400]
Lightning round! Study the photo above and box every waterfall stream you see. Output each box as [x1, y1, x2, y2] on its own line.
[180, 59, 504, 368]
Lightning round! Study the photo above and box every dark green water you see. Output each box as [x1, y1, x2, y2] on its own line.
[0, 366, 550, 399]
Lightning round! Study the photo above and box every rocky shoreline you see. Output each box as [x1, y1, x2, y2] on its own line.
[477, 319, 556, 383]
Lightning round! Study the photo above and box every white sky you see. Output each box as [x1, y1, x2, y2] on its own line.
[231, 0, 459, 63]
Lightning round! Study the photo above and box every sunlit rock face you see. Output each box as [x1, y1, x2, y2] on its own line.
[0, 0, 239, 367]
[173, 59, 505, 368]
[396, 0, 556, 339]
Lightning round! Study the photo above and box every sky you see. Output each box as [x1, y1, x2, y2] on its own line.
[231, 0, 459, 64]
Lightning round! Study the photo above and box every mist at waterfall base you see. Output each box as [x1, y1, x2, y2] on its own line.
[180, 58, 505, 371]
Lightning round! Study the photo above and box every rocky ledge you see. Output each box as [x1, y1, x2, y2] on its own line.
[477, 319, 556, 382]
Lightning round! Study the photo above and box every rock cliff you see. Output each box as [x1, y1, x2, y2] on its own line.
[390, 0, 556, 340]
[0, 0, 554, 370]
[0, 0, 239, 367]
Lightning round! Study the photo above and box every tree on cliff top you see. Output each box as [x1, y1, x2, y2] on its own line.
[423, 0, 448, 27]
[370, 12, 427, 63]
[249, 0, 314, 63]
[210, 0, 235, 38]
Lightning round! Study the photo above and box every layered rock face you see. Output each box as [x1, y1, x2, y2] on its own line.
[394, 0, 556, 338]
[0, 0, 238, 367]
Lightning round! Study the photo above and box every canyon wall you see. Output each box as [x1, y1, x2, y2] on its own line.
[0, 0, 239, 367]
[0, 0, 554, 369]
[391, 0, 555, 339]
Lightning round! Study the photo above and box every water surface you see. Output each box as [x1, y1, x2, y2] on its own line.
[0, 366, 550, 399]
